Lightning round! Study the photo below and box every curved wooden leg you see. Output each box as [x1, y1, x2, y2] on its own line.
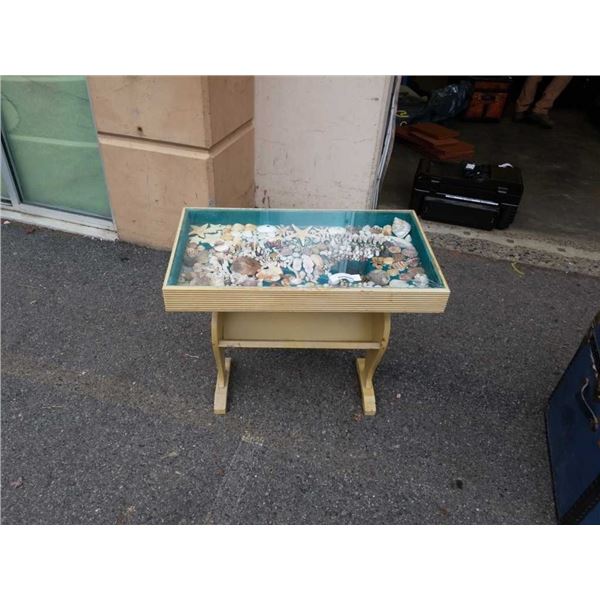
[356, 313, 391, 416]
[211, 312, 231, 415]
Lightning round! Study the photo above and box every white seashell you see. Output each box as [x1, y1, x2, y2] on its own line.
[329, 273, 362, 285]
[327, 226, 346, 236]
[257, 224, 277, 234]
[311, 254, 323, 269]
[391, 217, 411, 239]
[302, 255, 314, 274]
[389, 237, 415, 249]
[213, 243, 229, 252]
[413, 273, 429, 288]
[292, 257, 303, 273]
[389, 279, 410, 288]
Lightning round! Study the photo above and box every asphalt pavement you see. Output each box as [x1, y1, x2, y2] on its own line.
[2, 222, 600, 524]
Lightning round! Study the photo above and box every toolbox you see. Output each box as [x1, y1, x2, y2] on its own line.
[546, 311, 600, 524]
[410, 158, 524, 230]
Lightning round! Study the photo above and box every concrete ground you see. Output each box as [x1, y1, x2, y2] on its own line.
[2, 222, 600, 524]
[380, 108, 600, 264]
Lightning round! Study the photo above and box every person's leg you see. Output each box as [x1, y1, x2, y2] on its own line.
[532, 76, 573, 115]
[515, 76, 543, 114]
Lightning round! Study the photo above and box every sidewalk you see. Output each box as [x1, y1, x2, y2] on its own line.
[2, 222, 600, 524]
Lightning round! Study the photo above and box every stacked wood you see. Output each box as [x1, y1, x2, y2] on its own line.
[396, 122, 474, 161]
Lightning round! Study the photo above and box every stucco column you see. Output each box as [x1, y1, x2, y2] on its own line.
[87, 76, 254, 249]
[254, 76, 392, 210]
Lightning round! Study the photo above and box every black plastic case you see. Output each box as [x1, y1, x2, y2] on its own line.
[410, 159, 524, 230]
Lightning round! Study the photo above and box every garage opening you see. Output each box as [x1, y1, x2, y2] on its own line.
[379, 76, 600, 259]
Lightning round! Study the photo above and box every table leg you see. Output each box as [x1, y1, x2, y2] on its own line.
[211, 312, 231, 415]
[355, 313, 391, 416]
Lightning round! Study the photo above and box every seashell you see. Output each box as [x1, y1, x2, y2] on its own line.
[392, 260, 407, 272]
[382, 225, 393, 236]
[327, 226, 346, 236]
[408, 267, 425, 277]
[389, 237, 414, 249]
[402, 247, 418, 258]
[232, 223, 244, 232]
[311, 254, 323, 269]
[368, 270, 390, 286]
[191, 274, 213, 286]
[257, 224, 278, 235]
[302, 255, 314, 275]
[256, 264, 283, 282]
[328, 273, 362, 285]
[193, 262, 208, 273]
[389, 279, 410, 288]
[292, 225, 312, 245]
[241, 278, 258, 287]
[213, 243, 230, 252]
[183, 248, 198, 267]
[382, 257, 394, 265]
[413, 273, 429, 288]
[391, 217, 411, 239]
[203, 232, 224, 244]
[292, 257, 303, 273]
[231, 256, 261, 276]
[244, 223, 257, 231]
[189, 224, 209, 237]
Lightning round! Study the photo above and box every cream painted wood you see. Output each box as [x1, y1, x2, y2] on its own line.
[210, 311, 391, 415]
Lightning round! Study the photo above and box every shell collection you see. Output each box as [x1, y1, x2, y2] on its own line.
[177, 217, 433, 289]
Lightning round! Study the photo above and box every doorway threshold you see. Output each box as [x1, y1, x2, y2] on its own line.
[0, 204, 117, 242]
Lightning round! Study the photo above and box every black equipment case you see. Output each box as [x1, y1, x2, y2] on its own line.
[410, 159, 524, 230]
[546, 311, 600, 524]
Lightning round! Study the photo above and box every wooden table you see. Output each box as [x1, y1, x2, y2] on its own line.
[163, 208, 449, 415]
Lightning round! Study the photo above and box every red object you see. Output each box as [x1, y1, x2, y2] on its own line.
[395, 123, 475, 162]
[463, 80, 510, 121]
[411, 122, 459, 139]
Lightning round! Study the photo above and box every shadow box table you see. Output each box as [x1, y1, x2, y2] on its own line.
[163, 208, 449, 415]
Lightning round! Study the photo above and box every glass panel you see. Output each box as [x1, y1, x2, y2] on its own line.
[0, 168, 10, 201]
[167, 208, 445, 290]
[1, 139, 19, 202]
[0, 76, 112, 219]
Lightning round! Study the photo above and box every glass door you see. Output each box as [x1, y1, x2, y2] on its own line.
[1, 76, 113, 221]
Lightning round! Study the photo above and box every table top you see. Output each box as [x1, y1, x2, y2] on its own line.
[163, 208, 450, 313]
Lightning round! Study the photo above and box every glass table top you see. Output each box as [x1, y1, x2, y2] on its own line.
[166, 209, 445, 290]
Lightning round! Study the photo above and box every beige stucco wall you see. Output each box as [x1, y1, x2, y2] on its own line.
[254, 76, 393, 210]
[88, 76, 254, 249]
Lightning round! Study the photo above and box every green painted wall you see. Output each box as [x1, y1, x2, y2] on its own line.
[1, 76, 112, 219]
